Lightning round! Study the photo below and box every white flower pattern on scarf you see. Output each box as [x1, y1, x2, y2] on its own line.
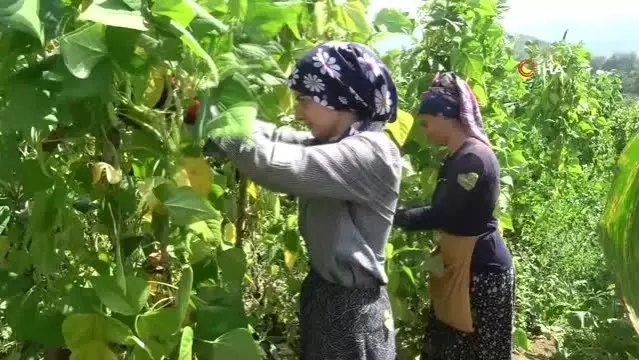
[313, 96, 333, 109]
[374, 85, 392, 115]
[288, 68, 299, 86]
[287, 42, 397, 124]
[303, 74, 325, 93]
[313, 48, 341, 78]
[358, 53, 382, 82]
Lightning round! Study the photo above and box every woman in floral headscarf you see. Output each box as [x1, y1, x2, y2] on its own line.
[393, 72, 514, 359]
[205, 41, 401, 359]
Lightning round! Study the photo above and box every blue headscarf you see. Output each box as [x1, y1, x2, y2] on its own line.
[419, 71, 491, 146]
[287, 41, 398, 133]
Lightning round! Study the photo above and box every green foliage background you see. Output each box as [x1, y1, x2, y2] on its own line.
[0, 0, 638, 359]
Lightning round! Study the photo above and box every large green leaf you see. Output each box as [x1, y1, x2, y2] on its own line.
[217, 247, 246, 287]
[78, 0, 148, 31]
[0, 0, 43, 43]
[600, 132, 639, 330]
[62, 313, 133, 349]
[0, 83, 54, 131]
[60, 23, 109, 79]
[384, 109, 414, 148]
[210, 328, 261, 360]
[205, 102, 257, 138]
[135, 308, 181, 358]
[91, 275, 149, 315]
[168, 19, 219, 82]
[164, 186, 220, 226]
[333, 0, 371, 36]
[152, 0, 196, 27]
[373, 8, 412, 33]
[243, 1, 303, 40]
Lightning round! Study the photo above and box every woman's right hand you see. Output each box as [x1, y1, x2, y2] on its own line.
[392, 206, 410, 228]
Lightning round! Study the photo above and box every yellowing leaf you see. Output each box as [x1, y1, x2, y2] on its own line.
[384, 109, 414, 148]
[284, 249, 297, 270]
[92, 162, 122, 184]
[181, 157, 212, 196]
[174, 168, 191, 188]
[223, 222, 236, 244]
[246, 180, 258, 199]
[142, 68, 166, 108]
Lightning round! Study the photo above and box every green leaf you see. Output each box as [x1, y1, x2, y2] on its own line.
[228, 0, 247, 19]
[600, 132, 639, 322]
[508, 150, 528, 166]
[178, 326, 193, 360]
[168, 19, 219, 83]
[313, 1, 328, 36]
[152, 0, 196, 27]
[91, 275, 149, 315]
[0, 83, 54, 131]
[384, 109, 414, 148]
[0, 0, 44, 44]
[194, 302, 248, 341]
[70, 341, 118, 360]
[513, 327, 531, 350]
[205, 102, 257, 138]
[60, 23, 109, 79]
[243, 1, 302, 39]
[164, 187, 220, 226]
[186, 0, 228, 32]
[334, 0, 371, 36]
[373, 8, 412, 33]
[211, 328, 261, 360]
[472, 83, 488, 106]
[135, 308, 181, 358]
[78, 0, 148, 31]
[473, 0, 497, 16]
[62, 313, 133, 349]
[498, 212, 514, 232]
[217, 247, 246, 287]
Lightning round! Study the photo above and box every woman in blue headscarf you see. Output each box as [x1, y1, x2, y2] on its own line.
[205, 41, 401, 359]
[393, 72, 514, 359]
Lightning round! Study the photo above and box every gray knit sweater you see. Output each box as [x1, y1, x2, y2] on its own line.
[209, 120, 402, 287]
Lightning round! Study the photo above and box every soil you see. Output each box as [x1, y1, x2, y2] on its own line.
[513, 336, 558, 360]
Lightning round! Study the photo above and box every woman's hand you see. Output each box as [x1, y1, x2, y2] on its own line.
[392, 206, 410, 229]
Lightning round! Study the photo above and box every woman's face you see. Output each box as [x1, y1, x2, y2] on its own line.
[295, 95, 341, 138]
[420, 113, 452, 145]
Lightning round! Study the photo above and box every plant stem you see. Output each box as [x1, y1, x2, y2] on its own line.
[235, 175, 248, 248]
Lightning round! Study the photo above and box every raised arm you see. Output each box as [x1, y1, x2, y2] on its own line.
[206, 129, 401, 207]
[393, 152, 484, 231]
[254, 119, 314, 145]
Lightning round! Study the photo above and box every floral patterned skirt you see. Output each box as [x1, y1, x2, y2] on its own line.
[422, 267, 516, 360]
[298, 269, 396, 360]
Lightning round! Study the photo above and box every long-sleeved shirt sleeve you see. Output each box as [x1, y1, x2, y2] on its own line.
[253, 120, 314, 145]
[393, 152, 484, 231]
[206, 123, 401, 207]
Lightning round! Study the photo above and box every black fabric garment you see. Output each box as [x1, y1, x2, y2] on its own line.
[393, 138, 512, 272]
[298, 269, 396, 360]
[421, 268, 516, 359]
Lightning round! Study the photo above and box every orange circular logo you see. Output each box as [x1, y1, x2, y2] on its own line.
[517, 59, 536, 78]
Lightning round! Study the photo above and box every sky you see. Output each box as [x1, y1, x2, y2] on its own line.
[368, 0, 639, 56]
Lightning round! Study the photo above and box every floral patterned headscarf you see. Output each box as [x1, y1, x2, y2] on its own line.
[287, 41, 398, 129]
